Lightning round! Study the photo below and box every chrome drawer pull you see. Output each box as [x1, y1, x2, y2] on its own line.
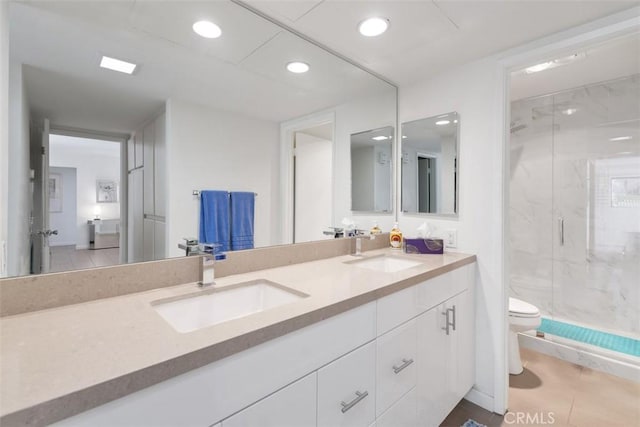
[393, 358, 414, 374]
[441, 309, 450, 335]
[450, 305, 456, 331]
[340, 390, 369, 413]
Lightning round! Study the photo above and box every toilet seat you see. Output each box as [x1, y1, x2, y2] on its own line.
[509, 297, 540, 318]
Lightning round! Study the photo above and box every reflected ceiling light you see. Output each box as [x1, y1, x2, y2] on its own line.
[358, 17, 389, 37]
[525, 52, 586, 74]
[286, 61, 310, 73]
[99, 56, 137, 74]
[193, 20, 222, 38]
[610, 136, 632, 141]
[453, 119, 458, 123]
[402, 135, 407, 139]
[435, 120, 450, 125]
[372, 136, 388, 141]
[562, 108, 578, 115]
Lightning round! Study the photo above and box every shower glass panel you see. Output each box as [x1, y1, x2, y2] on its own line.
[551, 75, 640, 338]
[510, 74, 640, 343]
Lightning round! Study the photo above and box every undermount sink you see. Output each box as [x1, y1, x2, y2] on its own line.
[152, 280, 308, 333]
[346, 254, 423, 273]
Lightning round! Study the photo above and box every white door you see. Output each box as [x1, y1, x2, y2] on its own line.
[294, 132, 332, 243]
[31, 118, 53, 274]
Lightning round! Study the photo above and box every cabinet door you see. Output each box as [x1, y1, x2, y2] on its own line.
[127, 137, 136, 171]
[134, 130, 143, 169]
[452, 289, 475, 399]
[317, 341, 376, 427]
[222, 373, 316, 427]
[376, 319, 417, 416]
[375, 388, 417, 427]
[154, 113, 166, 218]
[143, 120, 155, 215]
[415, 304, 450, 426]
[153, 219, 165, 260]
[127, 169, 144, 263]
[143, 218, 154, 262]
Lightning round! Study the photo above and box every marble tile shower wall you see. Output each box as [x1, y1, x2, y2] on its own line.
[509, 75, 640, 338]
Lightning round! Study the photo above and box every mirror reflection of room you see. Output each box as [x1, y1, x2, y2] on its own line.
[6, 1, 397, 277]
[401, 112, 459, 215]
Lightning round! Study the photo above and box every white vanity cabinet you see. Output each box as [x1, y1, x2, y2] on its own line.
[52, 262, 475, 427]
[317, 342, 376, 427]
[222, 373, 317, 427]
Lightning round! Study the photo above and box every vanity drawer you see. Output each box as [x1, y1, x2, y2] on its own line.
[317, 341, 376, 427]
[376, 319, 417, 415]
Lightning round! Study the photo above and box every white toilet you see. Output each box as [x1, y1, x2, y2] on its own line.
[508, 297, 541, 375]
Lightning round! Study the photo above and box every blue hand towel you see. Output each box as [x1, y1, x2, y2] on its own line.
[199, 191, 230, 252]
[230, 192, 255, 251]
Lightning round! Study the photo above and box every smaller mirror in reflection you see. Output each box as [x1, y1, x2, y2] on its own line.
[350, 126, 394, 213]
[401, 112, 459, 215]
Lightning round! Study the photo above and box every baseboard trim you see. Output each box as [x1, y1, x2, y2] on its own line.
[50, 242, 76, 247]
[76, 245, 89, 250]
[465, 387, 495, 413]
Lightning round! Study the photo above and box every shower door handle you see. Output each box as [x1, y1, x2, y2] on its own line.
[558, 217, 564, 246]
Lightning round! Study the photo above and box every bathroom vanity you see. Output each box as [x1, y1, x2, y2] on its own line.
[0, 249, 475, 427]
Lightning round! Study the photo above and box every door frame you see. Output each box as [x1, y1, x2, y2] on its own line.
[280, 111, 335, 245]
[49, 125, 130, 263]
[497, 7, 640, 415]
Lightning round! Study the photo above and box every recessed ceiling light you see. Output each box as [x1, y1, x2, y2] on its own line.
[372, 136, 388, 141]
[610, 136, 632, 141]
[435, 120, 450, 126]
[525, 52, 586, 74]
[99, 56, 137, 74]
[562, 108, 578, 115]
[193, 20, 222, 39]
[453, 119, 458, 124]
[402, 135, 407, 139]
[286, 62, 309, 73]
[358, 17, 389, 37]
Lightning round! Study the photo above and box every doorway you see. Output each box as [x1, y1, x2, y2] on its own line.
[43, 132, 123, 273]
[417, 154, 437, 213]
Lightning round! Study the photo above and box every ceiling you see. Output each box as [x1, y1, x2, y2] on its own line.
[50, 134, 121, 159]
[246, 0, 638, 86]
[9, 1, 638, 135]
[9, 1, 391, 133]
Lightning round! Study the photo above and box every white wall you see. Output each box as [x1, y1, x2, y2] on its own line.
[7, 62, 31, 276]
[373, 143, 392, 212]
[0, 0, 8, 276]
[399, 57, 506, 412]
[49, 166, 77, 246]
[49, 136, 120, 250]
[351, 145, 374, 210]
[165, 98, 280, 258]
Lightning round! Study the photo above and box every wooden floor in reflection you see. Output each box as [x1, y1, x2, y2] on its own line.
[50, 245, 120, 273]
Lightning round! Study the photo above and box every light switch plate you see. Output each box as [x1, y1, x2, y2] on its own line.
[445, 229, 457, 248]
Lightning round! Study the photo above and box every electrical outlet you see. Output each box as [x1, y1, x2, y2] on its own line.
[445, 229, 457, 249]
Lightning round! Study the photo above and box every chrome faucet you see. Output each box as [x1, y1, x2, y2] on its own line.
[353, 229, 375, 257]
[178, 238, 224, 288]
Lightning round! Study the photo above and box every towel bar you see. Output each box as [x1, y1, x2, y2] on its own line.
[193, 190, 257, 197]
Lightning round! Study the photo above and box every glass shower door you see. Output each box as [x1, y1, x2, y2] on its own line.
[551, 75, 640, 339]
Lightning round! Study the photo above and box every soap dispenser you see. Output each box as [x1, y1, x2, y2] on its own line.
[390, 222, 403, 249]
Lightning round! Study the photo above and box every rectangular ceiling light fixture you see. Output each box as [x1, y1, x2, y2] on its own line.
[100, 55, 137, 74]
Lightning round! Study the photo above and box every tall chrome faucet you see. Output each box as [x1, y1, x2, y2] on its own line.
[353, 229, 375, 257]
[178, 238, 224, 288]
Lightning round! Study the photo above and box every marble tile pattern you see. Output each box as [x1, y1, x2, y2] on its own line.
[509, 75, 640, 337]
[0, 246, 474, 426]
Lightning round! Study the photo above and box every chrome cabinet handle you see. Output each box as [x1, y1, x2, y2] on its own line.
[340, 390, 369, 413]
[393, 358, 414, 374]
[558, 217, 564, 246]
[450, 305, 456, 331]
[441, 309, 450, 335]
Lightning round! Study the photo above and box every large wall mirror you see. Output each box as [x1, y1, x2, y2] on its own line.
[401, 112, 459, 216]
[5, 1, 397, 278]
[350, 126, 394, 213]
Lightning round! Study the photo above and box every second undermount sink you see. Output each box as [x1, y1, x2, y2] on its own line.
[346, 254, 423, 273]
[152, 280, 308, 333]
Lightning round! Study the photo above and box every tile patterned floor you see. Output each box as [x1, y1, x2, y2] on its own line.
[50, 245, 121, 273]
[441, 347, 640, 427]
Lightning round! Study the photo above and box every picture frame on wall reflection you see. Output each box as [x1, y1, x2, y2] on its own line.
[96, 180, 119, 203]
[49, 173, 62, 213]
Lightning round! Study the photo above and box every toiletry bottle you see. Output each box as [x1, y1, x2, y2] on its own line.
[370, 221, 382, 235]
[390, 222, 403, 249]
